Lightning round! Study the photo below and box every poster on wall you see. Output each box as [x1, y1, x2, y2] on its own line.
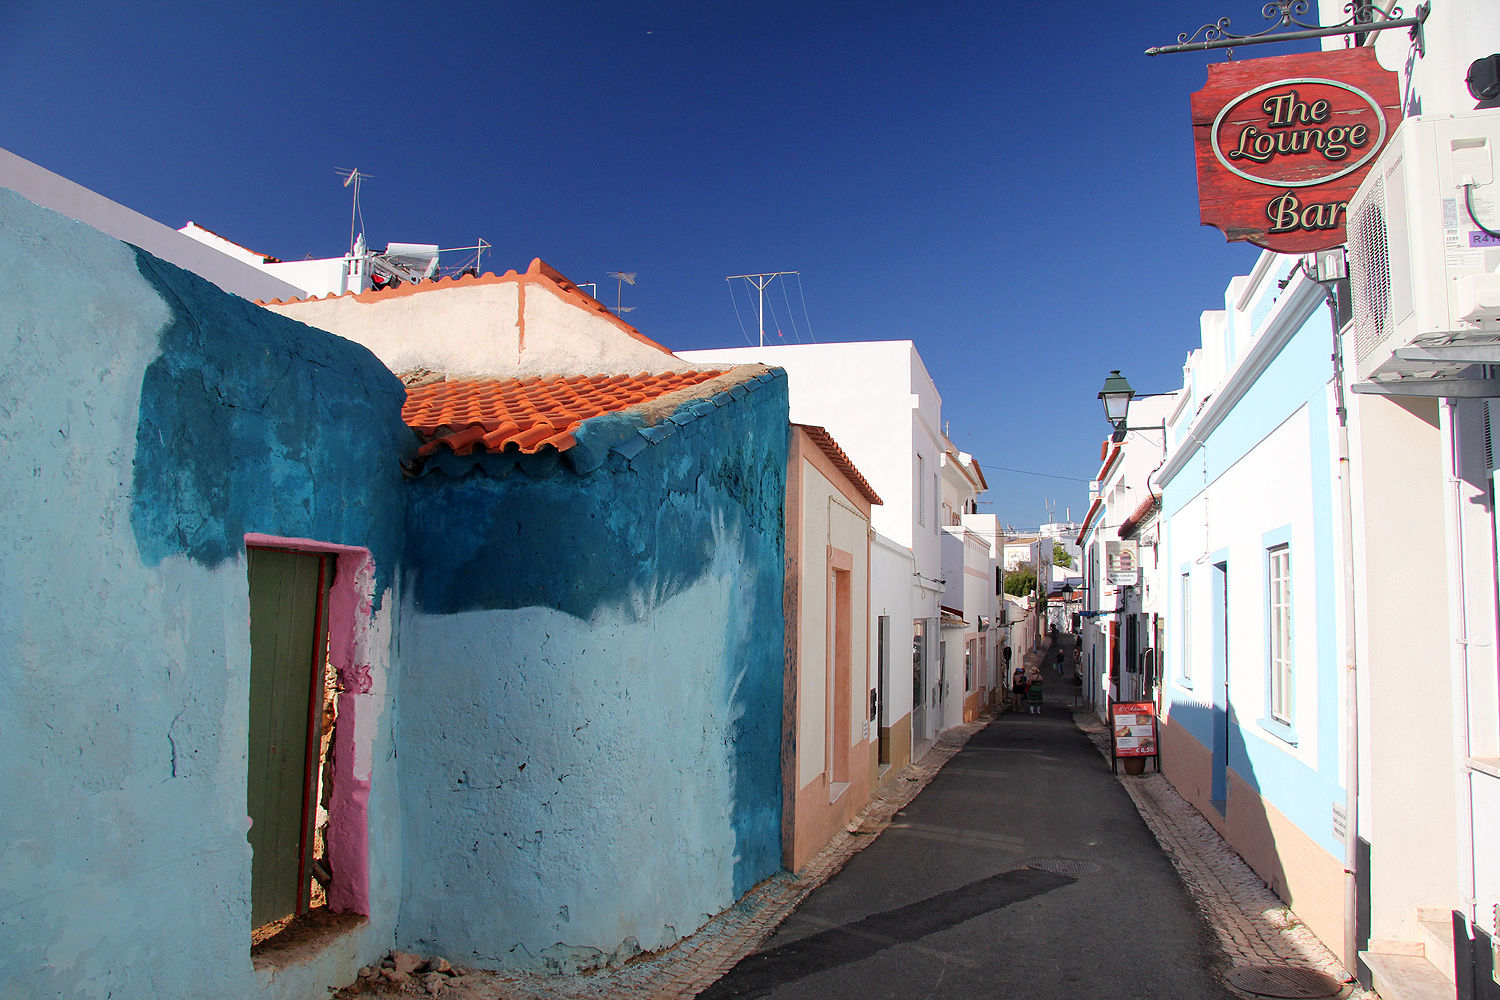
[1190, 48, 1401, 253]
[1111, 701, 1159, 759]
[1105, 539, 1140, 587]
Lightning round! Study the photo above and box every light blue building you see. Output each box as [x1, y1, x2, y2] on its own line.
[1156, 251, 1354, 956]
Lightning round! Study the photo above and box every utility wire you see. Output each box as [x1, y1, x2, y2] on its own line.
[779, 274, 802, 344]
[727, 281, 754, 345]
[795, 273, 815, 342]
[972, 463, 1093, 484]
[765, 282, 785, 341]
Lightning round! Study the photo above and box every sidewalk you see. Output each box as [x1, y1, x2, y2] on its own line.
[1071, 706, 1374, 1000]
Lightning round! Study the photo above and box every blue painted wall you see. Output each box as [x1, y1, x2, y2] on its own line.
[0, 187, 412, 1000]
[1162, 292, 1346, 859]
[397, 373, 788, 972]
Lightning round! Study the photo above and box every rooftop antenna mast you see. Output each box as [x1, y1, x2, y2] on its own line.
[726, 271, 797, 347]
[335, 167, 371, 254]
[607, 271, 637, 314]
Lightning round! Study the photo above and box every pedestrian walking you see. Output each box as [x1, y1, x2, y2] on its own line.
[1055, 648, 1065, 676]
[1027, 672, 1045, 714]
[1010, 666, 1027, 712]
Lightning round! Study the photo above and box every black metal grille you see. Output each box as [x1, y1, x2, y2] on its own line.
[1348, 172, 1390, 366]
[1025, 859, 1102, 877]
[1224, 965, 1345, 998]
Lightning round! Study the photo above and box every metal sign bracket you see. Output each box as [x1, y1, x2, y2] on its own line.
[1147, 1, 1429, 58]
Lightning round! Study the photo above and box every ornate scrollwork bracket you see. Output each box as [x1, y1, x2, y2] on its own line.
[1146, 1, 1428, 58]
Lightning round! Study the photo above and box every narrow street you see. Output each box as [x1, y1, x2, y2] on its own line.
[699, 642, 1234, 1000]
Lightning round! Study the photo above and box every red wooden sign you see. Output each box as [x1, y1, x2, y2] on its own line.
[1191, 49, 1401, 253]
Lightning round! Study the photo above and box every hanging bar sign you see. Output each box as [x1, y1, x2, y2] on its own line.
[1191, 49, 1401, 253]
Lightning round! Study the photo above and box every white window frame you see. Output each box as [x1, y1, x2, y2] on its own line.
[916, 454, 926, 526]
[1180, 570, 1192, 686]
[1268, 545, 1292, 724]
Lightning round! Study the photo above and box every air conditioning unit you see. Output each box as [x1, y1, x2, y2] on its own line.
[1347, 110, 1500, 386]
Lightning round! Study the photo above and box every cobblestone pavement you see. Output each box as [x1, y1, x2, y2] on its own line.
[1071, 706, 1374, 1000]
[440, 721, 990, 1000]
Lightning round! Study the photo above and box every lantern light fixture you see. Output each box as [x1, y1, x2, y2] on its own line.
[1098, 370, 1136, 429]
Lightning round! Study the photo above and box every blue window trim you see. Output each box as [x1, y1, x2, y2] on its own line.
[1176, 561, 1194, 691]
[1259, 525, 1298, 747]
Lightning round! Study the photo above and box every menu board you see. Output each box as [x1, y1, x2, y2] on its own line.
[1111, 701, 1158, 758]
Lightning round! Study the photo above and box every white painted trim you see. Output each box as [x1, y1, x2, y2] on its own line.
[1159, 268, 1327, 489]
[0, 146, 305, 302]
[1237, 250, 1283, 311]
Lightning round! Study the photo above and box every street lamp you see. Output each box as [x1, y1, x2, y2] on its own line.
[1097, 370, 1167, 442]
[1098, 370, 1135, 429]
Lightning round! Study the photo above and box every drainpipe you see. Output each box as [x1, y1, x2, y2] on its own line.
[1441, 399, 1479, 937]
[1322, 273, 1362, 978]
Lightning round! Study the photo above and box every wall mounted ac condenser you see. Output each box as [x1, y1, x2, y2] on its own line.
[1347, 110, 1500, 388]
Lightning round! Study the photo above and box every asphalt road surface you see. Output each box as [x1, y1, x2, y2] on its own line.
[699, 694, 1235, 1000]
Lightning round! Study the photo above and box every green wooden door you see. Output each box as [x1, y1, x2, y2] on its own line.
[246, 547, 331, 929]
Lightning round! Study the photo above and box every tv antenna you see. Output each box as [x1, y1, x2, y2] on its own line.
[726, 271, 798, 347]
[335, 167, 371, 254]
[607, 271, 637, 314]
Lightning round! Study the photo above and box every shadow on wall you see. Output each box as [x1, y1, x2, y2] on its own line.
[395, 373, 789, 968]
[1163, 699, 1345, 952]
[129, 248, 414, 594]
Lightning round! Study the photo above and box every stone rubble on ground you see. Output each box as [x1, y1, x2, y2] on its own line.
[338, 951, 482, 999]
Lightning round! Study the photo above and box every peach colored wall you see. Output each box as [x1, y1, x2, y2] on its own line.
[784, 426, 875, 872]
[1162, 717, 1343, 956]
[1160, 715, 1226, 838]
[790, 744, 874, 872]
[1226, 771, 1345, 955]
[881, 713, 912, 784]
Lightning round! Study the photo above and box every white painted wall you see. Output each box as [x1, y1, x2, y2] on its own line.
[269, 271, 705, 379]
[0, 146, 305, 302]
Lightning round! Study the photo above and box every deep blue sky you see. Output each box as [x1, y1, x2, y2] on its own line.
[1, 2, 1318, 527]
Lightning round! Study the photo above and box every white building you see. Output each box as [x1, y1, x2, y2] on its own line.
[1076, 391, 1177, 718]
[678, 341, 952, 762]
[939, 440, 1002, 724]
[1140, 3, 1500, 994]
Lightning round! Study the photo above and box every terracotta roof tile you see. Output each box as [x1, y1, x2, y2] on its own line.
[403, 369, 727, 458]
[794, 424, 882, 506]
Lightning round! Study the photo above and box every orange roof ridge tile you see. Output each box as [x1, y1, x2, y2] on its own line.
[793, 423, 883, 506]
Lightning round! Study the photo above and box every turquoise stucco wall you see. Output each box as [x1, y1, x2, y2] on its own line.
[397, 373, 788, 972]
[0, 187, 412, 1000]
